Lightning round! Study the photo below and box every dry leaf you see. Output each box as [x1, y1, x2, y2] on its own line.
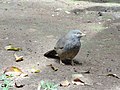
[72, 74, 84, 79]
[72, 74, 85, 85]
[81, 69, 91, 74]
[60, 80, 70, 87]
[107, 73, 120, 79]
[47, 64, 58, 71]
[20, 73, 28, 77]
[72, 74, 93, 86]
[14, 53, 23, 62]
[31, 68, 40, 73]
[15, 82, 25, 88]
[72, 78, 85, 85]
[4, 66, 23, 76]
[5, 45, 22, 51]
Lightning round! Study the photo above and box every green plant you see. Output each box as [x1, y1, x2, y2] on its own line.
[38, 80, 58, 90]
[0, 74, 14, 90]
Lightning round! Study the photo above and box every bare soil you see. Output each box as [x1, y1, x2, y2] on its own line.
[0, 0, 120, 90]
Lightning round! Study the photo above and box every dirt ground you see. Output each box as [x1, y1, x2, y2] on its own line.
[0, 0, 120, 90]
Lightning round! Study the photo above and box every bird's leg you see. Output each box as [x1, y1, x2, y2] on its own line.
[60, 60, 65, 65]
[71, 60, 74, 66]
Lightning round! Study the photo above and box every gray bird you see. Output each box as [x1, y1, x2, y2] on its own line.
[44, 30, 86, 65]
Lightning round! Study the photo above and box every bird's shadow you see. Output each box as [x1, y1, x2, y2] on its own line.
[45, 56, 82, 65]
[62, 59, 82, 65]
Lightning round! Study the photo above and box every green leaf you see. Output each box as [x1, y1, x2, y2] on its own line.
[39, 80, 58, 90]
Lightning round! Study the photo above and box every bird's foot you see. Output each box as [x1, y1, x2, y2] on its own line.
[71, 60, 75, 66]
[60, 60, 65, 65]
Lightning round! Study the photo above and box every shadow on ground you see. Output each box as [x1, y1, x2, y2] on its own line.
[73, 0, 120, 3]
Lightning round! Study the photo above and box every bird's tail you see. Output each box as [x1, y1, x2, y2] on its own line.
[44, 50, 59, 59]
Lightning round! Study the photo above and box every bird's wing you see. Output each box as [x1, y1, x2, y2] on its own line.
[55, 37, 66, 49]
[54, 35, 75, 49]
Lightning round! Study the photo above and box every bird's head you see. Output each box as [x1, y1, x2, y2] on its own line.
[68, 30, 86, 38]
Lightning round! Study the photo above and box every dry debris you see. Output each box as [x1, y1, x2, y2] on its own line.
[5, 45, 22, 51]
[72, 74, 85, 85]
[47, 64, 58, 71]
[31, 67, 40, 73]
[106, 73, 120, 79]
[4, 66, 28, 77]
[4, 66, 23, 76]
[60, 80, 70, 87]
[15, 82, 25, 88]
[14, 53, 23, 62]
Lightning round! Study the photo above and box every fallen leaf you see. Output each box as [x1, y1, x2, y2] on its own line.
[5, 45, 22, 51]
[81, 69, 91, 74]
[72, 78, 85, 85]
[15, 82, 25, 88]
[31, 68, 40, 73]
[20, 73, 28, 77]
[72, 74, 92, 86]
[107, 73, 120, 79]
[72, 74, 85, 85]
[82, 70, 90, 74]
[14, 53, 23, 62]
[4, 66, 23, 76]
[60, 80, 70, 87]
[47, 64, 58, 71]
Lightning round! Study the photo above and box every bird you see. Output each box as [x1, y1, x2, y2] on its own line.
[44, 30, 86, 65]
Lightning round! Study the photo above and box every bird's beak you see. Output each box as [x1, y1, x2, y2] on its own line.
[81, 33, 86, 37]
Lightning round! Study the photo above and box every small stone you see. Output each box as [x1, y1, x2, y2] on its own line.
[87, 20, 92, 23]
[55, 8, 62, 12]
[98, 12, 102, 16]
[65, 11, 71, 14]
[5, 8, 8, 11]
[52, 14, 55, 17]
